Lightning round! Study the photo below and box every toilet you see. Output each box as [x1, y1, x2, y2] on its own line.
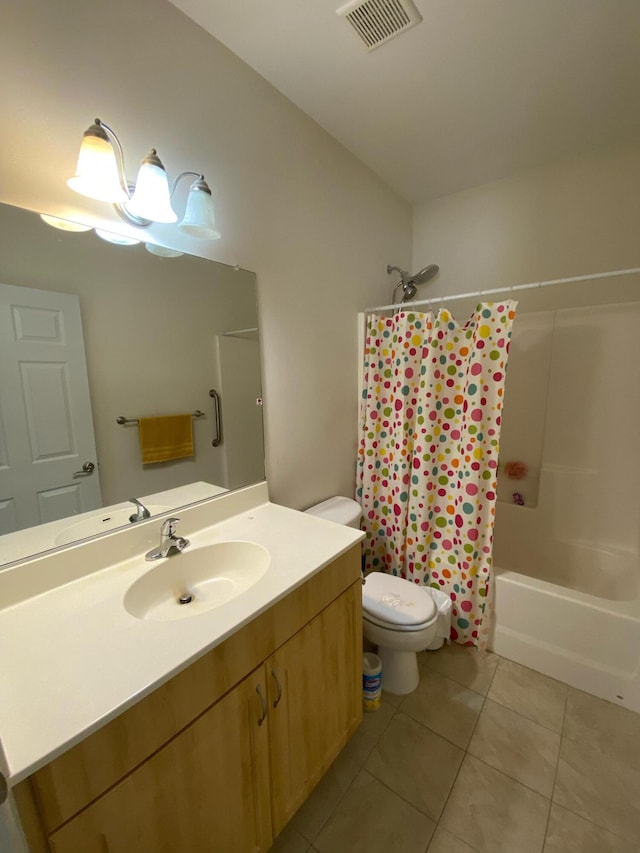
[305, 496, 440, 695]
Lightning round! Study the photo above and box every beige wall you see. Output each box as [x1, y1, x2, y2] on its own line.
[0, 0, 411, 510]
[413, 142, 640, 311]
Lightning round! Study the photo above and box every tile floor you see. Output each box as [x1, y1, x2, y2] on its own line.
[270, 644, 640, 853]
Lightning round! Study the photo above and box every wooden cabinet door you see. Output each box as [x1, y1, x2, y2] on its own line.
[49, 667, 272, 853]
[267, 581, 362, 834]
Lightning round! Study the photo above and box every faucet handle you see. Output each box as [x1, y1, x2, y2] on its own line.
[161, 517, 181, 537]
[129, 497, 151, 522]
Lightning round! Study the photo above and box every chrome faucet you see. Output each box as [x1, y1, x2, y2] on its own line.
[129, 497, 151, 523]
[145, 517, 190, 561]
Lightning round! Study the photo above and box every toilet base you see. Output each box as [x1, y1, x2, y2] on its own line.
[377, 646, 420, 695]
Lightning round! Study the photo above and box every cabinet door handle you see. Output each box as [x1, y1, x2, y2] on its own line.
[256, 683, 267, 725]
[271, 668, 282, 707]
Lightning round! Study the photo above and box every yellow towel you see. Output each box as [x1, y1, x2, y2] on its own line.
[138, 415, 194, 464]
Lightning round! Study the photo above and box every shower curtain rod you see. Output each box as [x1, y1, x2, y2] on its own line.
[363, 265, 640, 314]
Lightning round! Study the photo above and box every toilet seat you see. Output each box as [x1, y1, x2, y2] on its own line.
[363, 611, 436, 632]
[362, 573, 436, 631]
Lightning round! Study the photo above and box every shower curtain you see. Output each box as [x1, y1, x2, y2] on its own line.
[357, 302, 516, 647]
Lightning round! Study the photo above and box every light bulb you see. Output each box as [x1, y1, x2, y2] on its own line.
[67, 120, 128, 203]
[179, 177, 220, 240]
[125, 150, 177, 223]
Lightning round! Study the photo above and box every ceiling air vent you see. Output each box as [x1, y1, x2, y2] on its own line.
[337, 0, 423, 51]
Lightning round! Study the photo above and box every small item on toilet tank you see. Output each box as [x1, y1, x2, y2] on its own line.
[363, 652, 382, 711]
[512, 492, 525, 506]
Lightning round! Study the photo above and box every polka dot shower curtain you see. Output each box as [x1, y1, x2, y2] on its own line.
[356, 302, 517, 647]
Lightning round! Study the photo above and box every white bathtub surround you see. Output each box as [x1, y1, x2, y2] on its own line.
[488, 300, 640, 712]
[358, 303, 516, 648]
[0, 482, 364, 786]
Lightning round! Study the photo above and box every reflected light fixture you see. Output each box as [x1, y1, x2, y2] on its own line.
[67, 118, 221, 240]
[145, 243, 184, 258]
[39, 214, 93, 232]
[95, 229, 141, 246]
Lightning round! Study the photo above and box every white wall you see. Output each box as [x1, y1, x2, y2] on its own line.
[412, 143, 640, 304]
[0, 0, 411, 510]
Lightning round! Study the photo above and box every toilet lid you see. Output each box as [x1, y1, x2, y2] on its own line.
[362, 573, 436, 627]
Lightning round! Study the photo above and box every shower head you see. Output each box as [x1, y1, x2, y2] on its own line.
[387, 263, 440, 303]
[410, 264, 440, 286]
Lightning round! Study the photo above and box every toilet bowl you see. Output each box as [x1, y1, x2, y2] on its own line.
[305, 496, 439, 695]
[362, 571, 438, 694]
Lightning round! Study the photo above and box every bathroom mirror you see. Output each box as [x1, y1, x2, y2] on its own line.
[0, 202, 264, 567]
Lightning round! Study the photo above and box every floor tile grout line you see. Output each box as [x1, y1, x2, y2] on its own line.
[424, 653, 500, 699]
[541, 685, 569, 847]
[547, 797, 640, 847]
[465, 751, 555, 803]
[398, 702, 478, 754]
[361, 769, 441, 829]
[483, 691, 567, 736]
[425, 656, 497, 853]
[301, 696, 400, 847]
[550, 692, 640, 849]
[466, 653, 560, 801]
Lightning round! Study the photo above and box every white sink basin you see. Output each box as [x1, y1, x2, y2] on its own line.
[123, 541, 271, 621]
[54, 506, 172, 546]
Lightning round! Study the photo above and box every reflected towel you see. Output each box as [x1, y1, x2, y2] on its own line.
[138, 415, 194, 464]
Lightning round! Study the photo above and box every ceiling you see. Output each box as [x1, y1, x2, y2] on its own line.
[169, 0, 640, 205]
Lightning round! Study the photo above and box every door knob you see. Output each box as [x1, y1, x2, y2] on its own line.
[73, 461, 95, 477]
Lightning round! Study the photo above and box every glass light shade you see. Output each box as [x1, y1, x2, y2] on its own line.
[95, 229, 140, 246]
[67, 130, 128, 204]
[145, 243, 184, 258]
[179, 184, 220, 240]
[40, 214, 92, 232]
[125, 153, 177, 223]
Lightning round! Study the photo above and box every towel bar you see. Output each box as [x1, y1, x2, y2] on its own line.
[116, 411, 205, 425]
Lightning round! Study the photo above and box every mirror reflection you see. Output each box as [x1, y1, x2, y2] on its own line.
[0, 203, 264, 566]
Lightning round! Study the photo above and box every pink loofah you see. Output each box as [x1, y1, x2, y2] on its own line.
[504, 460, 528, 480]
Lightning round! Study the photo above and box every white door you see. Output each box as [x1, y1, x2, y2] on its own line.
[0, 283, 102, 535]
[217, 334, 264, 490]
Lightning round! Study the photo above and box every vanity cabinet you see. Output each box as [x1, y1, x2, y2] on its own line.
[14, 546, 362, 853]
[268, 584, 360, 834]
[49, 668, 272, 853]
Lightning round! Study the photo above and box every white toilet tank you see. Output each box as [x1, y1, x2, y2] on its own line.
[304, 496, 361, 529]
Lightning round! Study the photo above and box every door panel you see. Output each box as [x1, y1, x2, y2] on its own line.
[0, 283, 101, 532]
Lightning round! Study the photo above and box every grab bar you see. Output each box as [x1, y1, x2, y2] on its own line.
[209, 389, 222, 447]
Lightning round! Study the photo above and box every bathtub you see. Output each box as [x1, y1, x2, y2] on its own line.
[489, 506, 640, 713]
[487, 302, 640, 712]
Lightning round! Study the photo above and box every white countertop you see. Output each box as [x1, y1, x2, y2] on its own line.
[0, 481, 229, 567]
[0, 484, 363, 785]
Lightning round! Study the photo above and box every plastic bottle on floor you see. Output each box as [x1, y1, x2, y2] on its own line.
[363, 652, 382, 711]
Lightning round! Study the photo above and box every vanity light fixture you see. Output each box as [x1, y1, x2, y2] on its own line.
[67, 118, 221, 240]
